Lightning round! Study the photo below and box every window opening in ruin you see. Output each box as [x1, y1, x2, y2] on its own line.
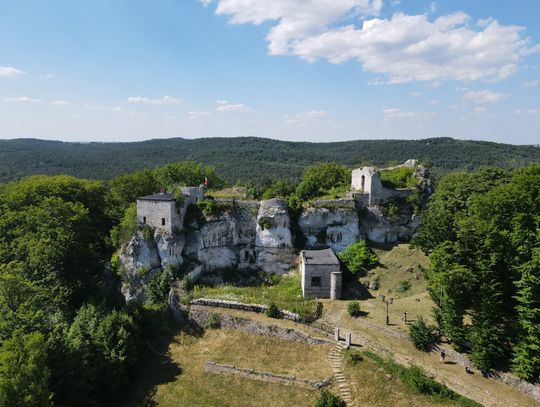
[361, 175, 365, 190]
[311, 276, 321, 287]
[143, 216, 146, 224]
[244, 251, 249, 261]
[162, 218, 166, 226]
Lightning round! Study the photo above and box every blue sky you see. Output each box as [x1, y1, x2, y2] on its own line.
[1, 0, 539, 144]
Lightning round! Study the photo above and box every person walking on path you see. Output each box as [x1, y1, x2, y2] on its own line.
[440, 350, 446, 364]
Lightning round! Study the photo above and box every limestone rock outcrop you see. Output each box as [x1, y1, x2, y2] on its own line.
[298, 199, 361, 252]
[118, 229, 184, 302]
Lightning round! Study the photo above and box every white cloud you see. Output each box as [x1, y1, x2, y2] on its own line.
[188, 111, 211, 120]
[515, 108, 539, 115]
[52, 100, 71, 107]
[127, 95, 181, 106]
[383, 108, 435, 120]
[430, 99, 440, 105]
[216, 99, 254, 112]
[4, 96, 42, 104]
[473, 106, 487, 116]
[0, 66, 25, 77]
[206, 1, 539, 82]
[523, 80, 538, 87]
[285, 110, 327, 124]
[409, 92, 421, 97]
[462, 90, 507, 104]
[430, 2, 437, 14]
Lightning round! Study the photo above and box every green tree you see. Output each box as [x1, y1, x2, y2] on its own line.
[512, 247, 540, 381]
[338, 241, 378, 275]
[107, 169, 158, 221]
[409, 317, 438, 352]
[295, 162, 351, 201]
[0, 332, 51, 407]
[154, 161, 224, 190]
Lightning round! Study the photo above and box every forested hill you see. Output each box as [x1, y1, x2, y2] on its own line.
[1, 137, 538, 184]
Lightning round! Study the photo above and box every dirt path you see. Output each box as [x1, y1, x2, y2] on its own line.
[321, 307, 539, 407]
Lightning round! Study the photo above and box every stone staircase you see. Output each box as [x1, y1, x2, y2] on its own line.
[328, 341, 354, 406]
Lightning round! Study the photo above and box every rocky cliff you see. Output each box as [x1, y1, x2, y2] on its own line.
[119, 181, 428, 302]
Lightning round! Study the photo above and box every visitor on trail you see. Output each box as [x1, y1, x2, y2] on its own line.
[403, 311, 407, 323]
[440, 350, 446, 364]
[465, 366, 473, 374]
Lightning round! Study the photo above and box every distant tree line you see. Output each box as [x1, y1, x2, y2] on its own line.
[0, 137, 538, 185]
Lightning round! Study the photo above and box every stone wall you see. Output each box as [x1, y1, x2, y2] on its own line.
[189, 298, 302, 322]
[136, 199, 182, 234]
[204, 361, 331, 390]
[188, 305, 330, 345]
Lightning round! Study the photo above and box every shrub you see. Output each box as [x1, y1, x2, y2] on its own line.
[347, 301, 362, 318]
[316, 389, 346, 407]
[396, 280, 411, 293]
[265, 302, 281, 319]
[346, 350, 363, 366]
[409, 317, 438, 352]
[258, 218, 272, 230]
[380, 167, 417, 189]
[206, 313, 221, 329]
[182, 276, 193, 292]
[338, 241, 378, 275]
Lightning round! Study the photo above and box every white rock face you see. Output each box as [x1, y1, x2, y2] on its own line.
[119, 229, 185, 302]
[255, 199, 294, 274]
[298, 202, 361, 252]
[119, 230, 161, 275]
[360, 205, 420, 244]
[155, 231, 185, 269]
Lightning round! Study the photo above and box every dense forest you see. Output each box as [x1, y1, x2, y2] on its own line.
[0, 137, 538, 184]
[416, 165, 540, 381]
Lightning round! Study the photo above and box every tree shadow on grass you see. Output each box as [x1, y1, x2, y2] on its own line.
[119, 320, 204, 407]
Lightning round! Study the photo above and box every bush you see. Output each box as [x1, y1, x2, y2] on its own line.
[265, 302, 281, 319]
[316, 389, 346, 407]
[346, 350, 363, 366]
[396, 280, 411, 293]
[347, 301, 362, 318]
[338, 241, 378, 275]
[258, 218, 272, 230]
[409, 317, 438, 352]
[380, 167, 417, 189]
[206, 313, 221, 329]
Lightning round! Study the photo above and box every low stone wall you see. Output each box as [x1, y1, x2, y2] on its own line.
[189, 306, 330, 345]
[189, 297, 303, 322]
[204, 361, 331, 390]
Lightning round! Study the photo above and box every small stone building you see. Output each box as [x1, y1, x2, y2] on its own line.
[136, 190, 182, 234]
[300, 248, 342, 299]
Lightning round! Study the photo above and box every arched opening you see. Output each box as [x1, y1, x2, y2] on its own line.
[361, 175, 365, 191]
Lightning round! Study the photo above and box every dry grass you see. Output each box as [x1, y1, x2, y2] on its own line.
[125, 328, 334, 407]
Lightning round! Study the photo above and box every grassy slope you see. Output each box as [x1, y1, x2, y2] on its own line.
[192, 272, 317, 317]
[125, 329, 333, 407]
[1, 137, 538, 184]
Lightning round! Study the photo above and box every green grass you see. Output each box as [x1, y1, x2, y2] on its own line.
[192, 273, 317, 319]
[380, 167, 418, 189]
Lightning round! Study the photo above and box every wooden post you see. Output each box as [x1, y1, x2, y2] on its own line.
[334, 327, 340, 342]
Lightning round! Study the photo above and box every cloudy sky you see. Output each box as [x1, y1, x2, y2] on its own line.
[1, 0, 539, 144]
